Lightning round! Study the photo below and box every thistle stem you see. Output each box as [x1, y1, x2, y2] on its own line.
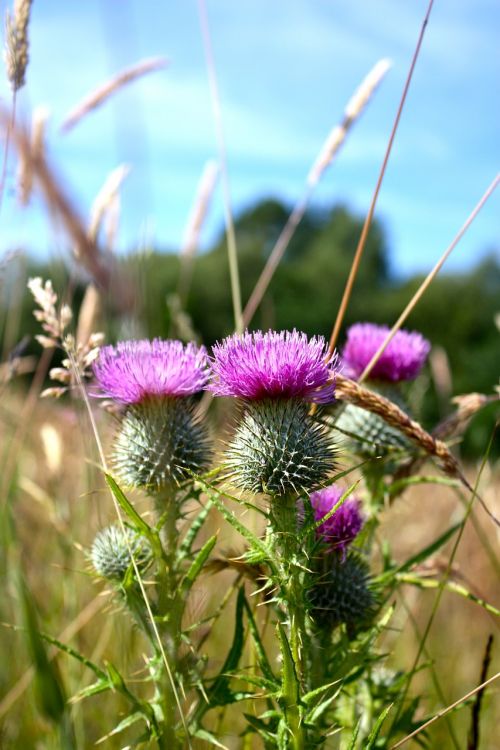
[154, 488, 183, 749]
[269, 495, 307, 749]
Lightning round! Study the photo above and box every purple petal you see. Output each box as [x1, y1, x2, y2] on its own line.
[93, 339, 209, 404]
[309, 484, 364, 554]
[208, 329, 338, 403]
[342, 323, 430, 382]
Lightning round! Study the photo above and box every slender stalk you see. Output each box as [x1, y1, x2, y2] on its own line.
[328, 0, 435, 356]
[388, 428, 495, 737]
[0, 92, 16, 215]
[243, 59, 391, 329]
[358, 174, 500, 382]
[198, 0, 243, 333]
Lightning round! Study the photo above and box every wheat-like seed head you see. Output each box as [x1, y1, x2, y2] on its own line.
[4, 0, 32, 91]
[334, 373, 460, 478]
[307, 58, 391, 187]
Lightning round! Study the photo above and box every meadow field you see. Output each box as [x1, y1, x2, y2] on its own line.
[1, 2, 499, 749]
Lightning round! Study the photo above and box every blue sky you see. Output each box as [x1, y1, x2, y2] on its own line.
[1, 0, 498, 276]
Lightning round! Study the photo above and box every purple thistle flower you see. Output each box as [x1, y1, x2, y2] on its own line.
[209, 329, 337, 404]
[93, 339, 209, 404]
[342, 323, 430, 382]
[309, 485, 364, 555]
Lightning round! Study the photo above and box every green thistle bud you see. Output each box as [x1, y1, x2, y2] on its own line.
[225, 399, 336, 496]
[91, 525, 152, 581]
[309, 552, 376, 632]
[335, 385, 410, 459]
[112, 397, 211, 491]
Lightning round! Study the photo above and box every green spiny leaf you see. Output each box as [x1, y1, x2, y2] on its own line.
[193, 728, 230, 748]
[181, 534, 217, 594]
[178, 496, 213, 558]
[206, 587, 246, 707]
[346, 719, 361, 750]
[203, 487, 277, 574]
[365, 704, 393, 749]
[384, 522, 460, 580]
[105, 474, 155, 541]
[241, 592, 276, 683]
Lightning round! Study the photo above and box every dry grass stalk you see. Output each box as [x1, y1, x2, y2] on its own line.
[357, 173, 500, 383]
[334, 373, 463, 479]
[433, 393, 499, 441]
[17, 106, 49, 206]
[391, 669, 500, 749]
[393, 391, 498, 485]
[198, 0, 243, 333]
[60, 56, 168, 133]
[307, 58, 391, 187]
[76, 284, 101, 348]
[328, 0, 435, 356]
[27, 277, 104, 398]
[0, 109, 111, 288]
[4, 0, 32, 91]
[336, 374, 500, 525]
[429, 346, 453, 407]
[88, 164, 130, 244]
[178, 159, 219, 302]
[242, 58, 391, 328]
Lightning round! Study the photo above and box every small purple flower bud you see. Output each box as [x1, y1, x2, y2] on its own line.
[342, 323, 430, 383]
[309, 485, 364, 555]
[93, 339, 209, 404]
[209, 329, 338, 404]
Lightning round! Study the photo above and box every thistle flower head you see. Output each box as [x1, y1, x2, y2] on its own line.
[226, 399, 336, 496]
[309, 552, 376, 633]
[93, 338, 209, 404]
[309, 485, 363, 555]
[209, 329, 337, 404]
[342, 323, 430, 382]
[90, 525, 152, 581]
[113, 397, 211, 490]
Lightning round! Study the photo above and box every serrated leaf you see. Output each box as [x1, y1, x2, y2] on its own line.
[106, 661, 127, 692]
[204, 489, 276, 574]
[302, 679, 341, 705]
[231, 673, 278, 693]
[96, 711, 144, 744]
[36, 631, 107, 680]
[71, 678, 111, 703]
[243, 713, 277, 742]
